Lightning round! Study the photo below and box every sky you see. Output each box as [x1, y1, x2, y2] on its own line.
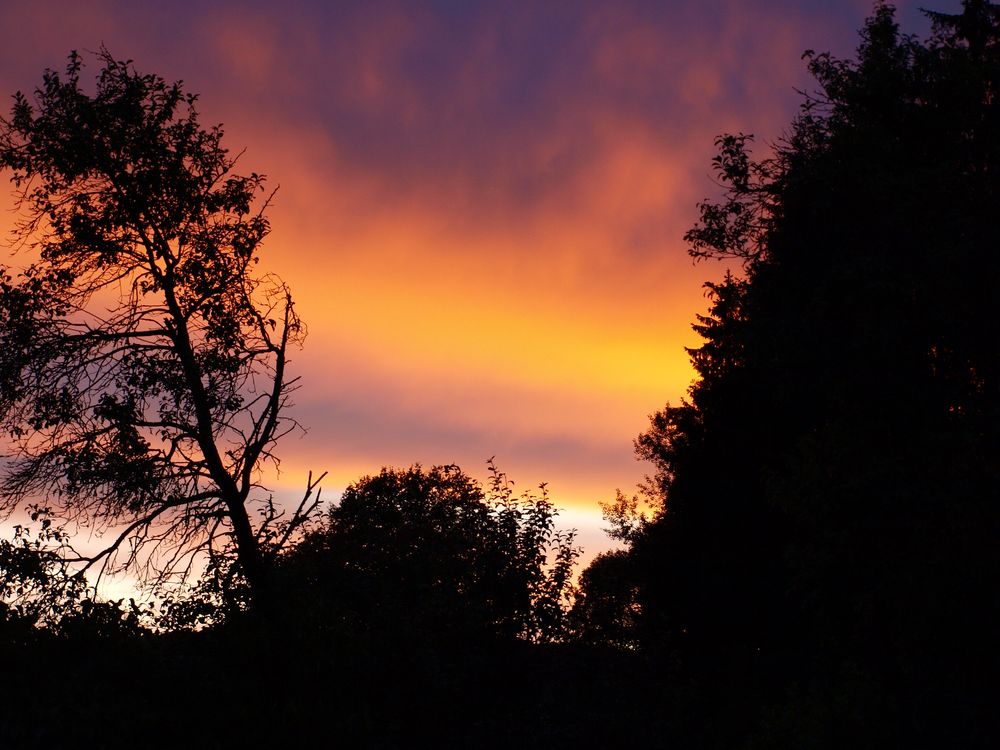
[0, 0, 962, 566]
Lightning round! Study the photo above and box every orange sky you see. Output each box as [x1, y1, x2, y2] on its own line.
[0, 0, 956, 563]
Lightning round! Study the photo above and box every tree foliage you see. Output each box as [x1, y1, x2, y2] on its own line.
[276, 462, 580, 643]
[0, 50, 316, 597]
[0, 507, 146, 641]
[580, 2, 1000, 746]
[570, 549, 641, 649]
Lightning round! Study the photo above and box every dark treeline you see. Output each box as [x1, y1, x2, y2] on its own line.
[2, 2, 998, 748]
[572, 2, 999, 747]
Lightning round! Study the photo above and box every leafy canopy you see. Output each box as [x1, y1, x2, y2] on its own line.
[278, 462, 580, 643]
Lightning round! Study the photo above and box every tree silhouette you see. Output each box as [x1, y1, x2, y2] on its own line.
[275, 462, 580, 643]
[570, 550, 641, 649]
[585, 2, 1000, 745]
[0, 50, 318, 599]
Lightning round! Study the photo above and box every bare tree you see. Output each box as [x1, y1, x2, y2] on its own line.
[0, 49, 322, 598]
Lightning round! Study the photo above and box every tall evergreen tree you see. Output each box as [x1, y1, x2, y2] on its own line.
[589, 3, 1000, 745]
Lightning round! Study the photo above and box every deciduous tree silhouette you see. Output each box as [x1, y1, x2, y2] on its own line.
[570, 549, 641, 649]
[0, 50, 319, 599]
[277, 462, 580, 643]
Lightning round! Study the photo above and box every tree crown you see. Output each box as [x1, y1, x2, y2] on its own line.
[0, 49, 313, 595]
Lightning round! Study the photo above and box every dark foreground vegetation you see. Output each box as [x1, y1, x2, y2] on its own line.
[2, 2, 998, 747]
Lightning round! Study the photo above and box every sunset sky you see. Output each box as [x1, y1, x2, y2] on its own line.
[0, 0, 960, 563]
